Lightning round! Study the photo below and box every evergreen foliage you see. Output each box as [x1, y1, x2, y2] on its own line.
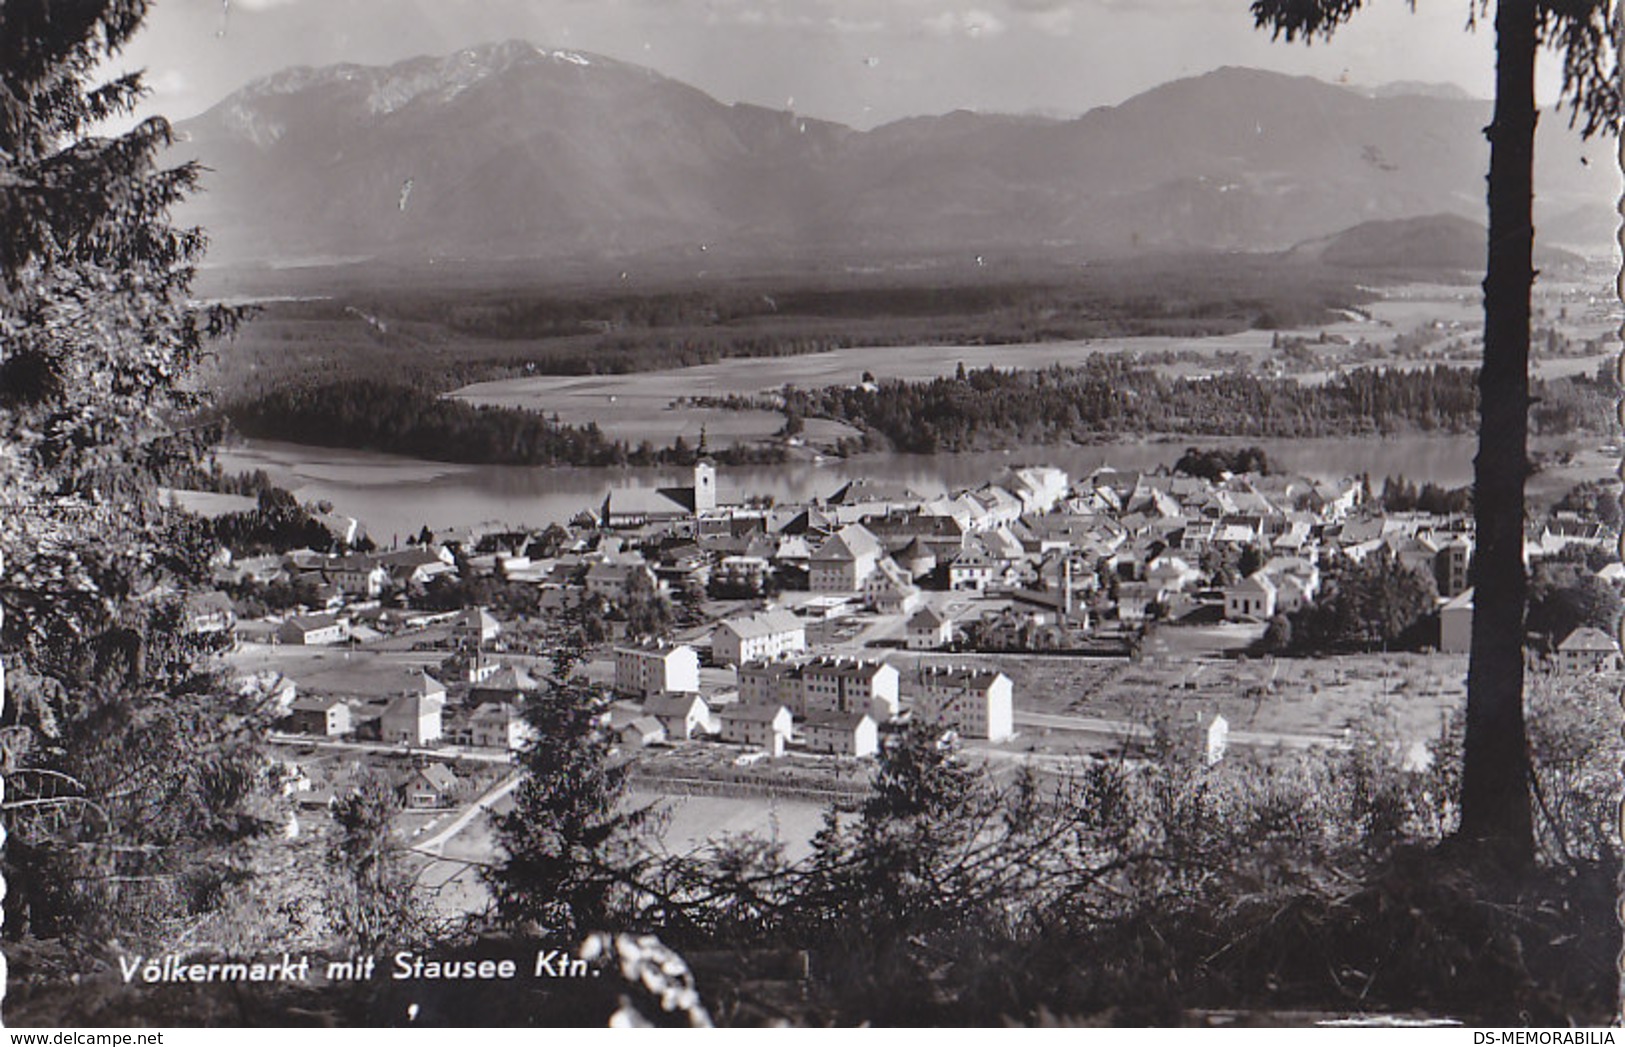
[0, 0, 279, 953]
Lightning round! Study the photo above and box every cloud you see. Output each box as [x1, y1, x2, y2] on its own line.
[231, 0, 303, 9]
[922, 8, 1006, 37]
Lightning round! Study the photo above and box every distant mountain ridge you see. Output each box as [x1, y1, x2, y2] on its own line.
[171, 43, 1617, 268]
[1289, 213, 1587, 272]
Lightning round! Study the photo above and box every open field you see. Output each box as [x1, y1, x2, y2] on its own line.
[631, 790, 829, 864]
[889, 648, 1467, 763]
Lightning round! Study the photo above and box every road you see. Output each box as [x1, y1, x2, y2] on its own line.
[269, 732, 517, 764]
[1013, 709, 1350, 752]
[413, 771, 522, 857]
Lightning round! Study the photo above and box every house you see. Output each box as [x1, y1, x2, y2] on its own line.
[736, 655, 900, 722]
[863, 557, 922, 615]
[240, 671, 299, 717]
[1556, 626, 1622, 674]
[947, 548, 997, 592]
[1145, 555, 1200, 593]
[1224, 572, 1277, 621]
[275, 613, 347, 646]
[1001, 466, 1070, 515]
[800, 709, 879, 758]
[585, 560, 659, 600]
[399, 763, 460, 809]
[809, 524, 883, 593]
[326, 554, 390, 599]
[183, 591, 238, 636]
[715, 555, 771, 594]
[378, 547, 457, 591]
[613, 642, 700, 699]
[892, 538, 939, 582]
[712, 609, 806, 667]
[906, 605, 955, 650]
[1439, 588, 1473, 654]
[1273, 573, 1314, 615]
[452, 606, 502, 646]
[467, 664, 541, 709]
[718, 703, 793, 756]
[284, 696, 352, 737]
[619, 716, 668, 748]
[468, 702, 534, 751]
[642, 692, 715, 740]
[825, 478, 922, 515]
[379, 673, 447, 746]
[911, 665, 1014, 742]
[213, 552, 284, 587]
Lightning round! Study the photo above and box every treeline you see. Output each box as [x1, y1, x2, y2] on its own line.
[1377, 474, 1473, 514]
[1260, 550, 1440, 655]
[338, 259, 1370, 344]
[787, 360, 1490, 453]
[1174, 446, 1273, 481]
[225, 380, 785, 468]
[215, 257, 1376, 399]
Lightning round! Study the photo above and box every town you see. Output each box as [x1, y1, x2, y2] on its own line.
[169, 447, 1622, 880]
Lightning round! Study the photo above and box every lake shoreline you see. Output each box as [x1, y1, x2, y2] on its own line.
[213, 431, 1605, 542]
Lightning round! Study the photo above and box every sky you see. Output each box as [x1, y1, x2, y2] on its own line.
[108, 0, 1543, 130]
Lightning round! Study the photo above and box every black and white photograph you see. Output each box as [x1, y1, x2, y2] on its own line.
[1, 0, 1621, 1029]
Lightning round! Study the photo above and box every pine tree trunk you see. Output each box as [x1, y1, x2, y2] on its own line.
[1458, 0, 1536, 862]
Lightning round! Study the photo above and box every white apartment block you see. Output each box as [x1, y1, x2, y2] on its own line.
[911, 665, 1014, 742]
[613, 642, 700, 699]
[712, 608, 807, 667]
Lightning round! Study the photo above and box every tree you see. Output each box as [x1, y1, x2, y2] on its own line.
[485, 634, 649, 937]
[327, 772, 422, 951]
[1252, 0, 1619, 862]
[0, 1, 281, 948]
[1526, 561, 1621, 647]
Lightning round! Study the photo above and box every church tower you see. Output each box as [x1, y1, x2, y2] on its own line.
[693, 459, 716, 513]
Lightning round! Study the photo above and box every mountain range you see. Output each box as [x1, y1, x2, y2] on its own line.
[170, 40, 1618, 269]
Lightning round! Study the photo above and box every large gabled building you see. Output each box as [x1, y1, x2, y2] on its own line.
[712, 608, 806, 667]
[809, 524, 883, 593]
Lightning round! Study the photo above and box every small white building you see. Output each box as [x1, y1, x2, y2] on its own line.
[1439, 587, 1473, 654]
[379, 673, 446, 747]
[275, 613, 347, 646]
[452, 606, 502, 646]
[906, 605, 955, 650]
[718, 703, 793, 757]
[468, 702, 534, 751]
[1556, 626, 1622, 674]
[287, 696, 351, 737]
[619, 716, 668, 748]
[1224, 572, 1278, 621]
[712, 609, 806, 667]
[800, 709, 879, 758]
[642, 692, 716, 740]
[613, 642, 701, 699]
